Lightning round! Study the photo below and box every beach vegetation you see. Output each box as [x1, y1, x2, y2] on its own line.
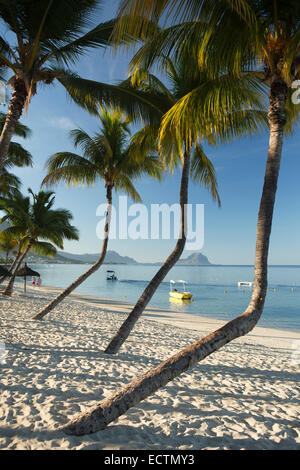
[32, 107, 162, 319]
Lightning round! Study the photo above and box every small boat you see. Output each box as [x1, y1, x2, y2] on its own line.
[238, 281, 253, 287]
[169, 280, 193, 300]
[106, 270, 117, 281]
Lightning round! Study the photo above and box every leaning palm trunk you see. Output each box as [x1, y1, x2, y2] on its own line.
[104, 151, 191, 355]
[0, 78, 27, 175]
[0, 249, 22, 285]
[2, 241, 33, 296]
[32, 186, 113, 320]
[61, 78, 288, 435]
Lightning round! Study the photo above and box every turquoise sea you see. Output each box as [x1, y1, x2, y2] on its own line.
[30, 263, 300, 333]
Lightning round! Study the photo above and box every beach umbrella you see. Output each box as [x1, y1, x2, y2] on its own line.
[0, 265, 9, 276]
[15, 263, 40, 294]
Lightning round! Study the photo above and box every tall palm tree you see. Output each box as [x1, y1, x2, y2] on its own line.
[113, 1, 300, 342]
[0, 0, 118, 175]
[103, 56, 267, 354]
[0, 113, 32, 196]
[32, 108, 162, 320]
[59, 2, 300, 434]
[0, 189, 79, 296]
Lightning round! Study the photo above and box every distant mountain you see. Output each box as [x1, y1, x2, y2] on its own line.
[26, 252, 73, 264]
[57, 250, 138, 265]
[0, 222, 212, 267]
[50, 250, 211, 265]
[177, 252, 211, 265]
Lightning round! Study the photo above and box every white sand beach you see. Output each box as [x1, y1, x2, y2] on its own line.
[0, 282, 299, 450]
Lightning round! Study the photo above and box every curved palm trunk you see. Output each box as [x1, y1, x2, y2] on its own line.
[61, 78, 288, 436]
[0, 78, 27, 175]
[32, 185, 113, 320]
[0, 249, 22, 285]
[2, 241, 33, 296]
[104, 151, 191, 355]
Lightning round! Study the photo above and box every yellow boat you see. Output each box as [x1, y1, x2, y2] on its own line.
[169, 280, 193, 300]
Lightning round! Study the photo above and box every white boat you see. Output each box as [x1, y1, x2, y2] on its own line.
[238, 281, 253, 287]
[106, 270, 117, 281]
[169, 280, 193, 300]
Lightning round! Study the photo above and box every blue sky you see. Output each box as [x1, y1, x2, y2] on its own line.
[2, 1, 300, 265]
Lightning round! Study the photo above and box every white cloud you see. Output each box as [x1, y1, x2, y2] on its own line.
[48, 116, 76, 130]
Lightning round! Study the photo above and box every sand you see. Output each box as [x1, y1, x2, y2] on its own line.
[0, 282, 299, 450]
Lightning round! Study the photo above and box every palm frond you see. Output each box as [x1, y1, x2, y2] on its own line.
[41, 19, 116, 67]
[0, 113, 32, 139]
[42, 152, 100, 188]
[58, 69, 168, 124]
[0, 169, 21, 196]
[159, 72, 268, 147]
[31, 240, 57, 258]
[43, 108, 163, 200]
[115, 0, 257, 47]
[191, 145, 221, 206]
[114, 176, 142, 202]
[6, 143, 33, 167]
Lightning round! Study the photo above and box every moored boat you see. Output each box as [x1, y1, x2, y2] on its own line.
[169, 280, 193, 300]
[238, 281, 253, 287]
[106, 270, 117, 281]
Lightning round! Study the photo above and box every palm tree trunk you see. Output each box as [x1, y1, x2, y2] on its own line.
[61, 78, 288, 436]
[0, 249, 21, 285]
[2, 241, 33, 296]
[32, 185, 113, 320]
[0, 78, 27, 175]
[104, 150, 191, 355]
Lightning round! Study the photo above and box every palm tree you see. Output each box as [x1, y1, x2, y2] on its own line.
[112, 2, 299, 343]
[32, 108, 162, 320]
[0, 113, 32, 196]
[0, 230, 56, 285]
[103, 56, 267, 354]
[0, 0, 118, 175]
[59, 1, 300, 434]
[0, 189, 79, 296]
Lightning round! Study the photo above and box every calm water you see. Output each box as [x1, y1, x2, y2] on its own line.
[32, 263, 300, 332]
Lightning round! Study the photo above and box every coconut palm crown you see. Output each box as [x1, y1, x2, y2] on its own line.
[0, 0, 119, 175]
[42, 107, 162, 200]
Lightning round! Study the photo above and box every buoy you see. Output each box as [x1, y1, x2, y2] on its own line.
[224, 290, 227, 294]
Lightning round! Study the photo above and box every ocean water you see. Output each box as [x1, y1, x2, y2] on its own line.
[31, 263, 300, 333]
